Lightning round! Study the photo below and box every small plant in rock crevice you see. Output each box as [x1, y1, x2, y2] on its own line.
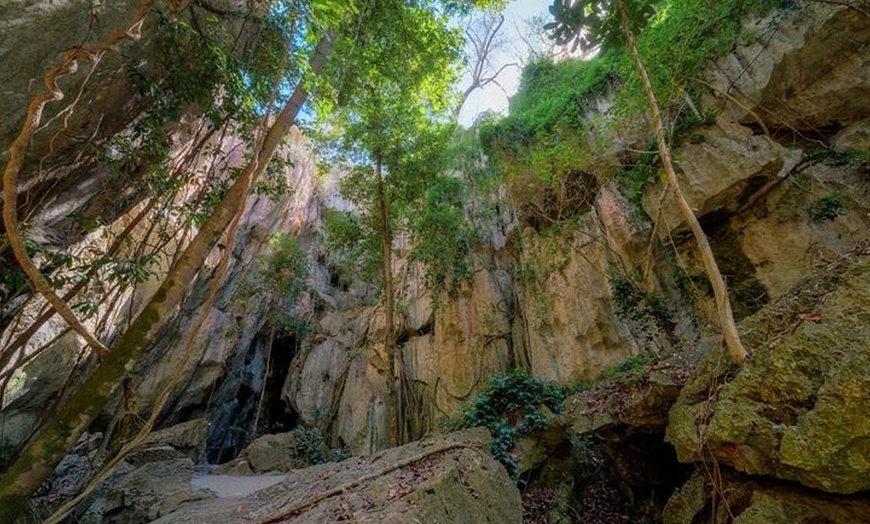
[603, 354, 647, 386]
[457, 369, 565, 478]
[291, 426, 327, 466]
[608, 270, 672, 334]
[807, 191, 846, 222]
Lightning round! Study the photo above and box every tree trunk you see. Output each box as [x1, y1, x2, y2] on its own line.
[0, 33, 335, 523]
[376, 155, 401, 447]
[614, 0, 747, 364]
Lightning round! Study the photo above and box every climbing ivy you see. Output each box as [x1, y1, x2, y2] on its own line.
[458, 369, 565, 478]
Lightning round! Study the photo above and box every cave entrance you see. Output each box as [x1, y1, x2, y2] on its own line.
[204, 327, 304, 464]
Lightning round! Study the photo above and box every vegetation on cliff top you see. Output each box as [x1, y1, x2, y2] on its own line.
[481, 0, 788, 176]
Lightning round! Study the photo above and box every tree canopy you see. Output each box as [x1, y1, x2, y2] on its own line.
[546, 0, 657, 53]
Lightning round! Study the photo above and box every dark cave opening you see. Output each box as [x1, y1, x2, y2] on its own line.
[204, 328, 303, 464]
[524, 431, 692, 524]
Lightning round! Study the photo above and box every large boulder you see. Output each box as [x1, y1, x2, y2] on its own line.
[138, 419, 209, 461]
[707, 4, 870, 131]
[564, 364, 688, 436]
[151, 428, 522, 524]
[214, 427, 329, 475]
[643, 119, 801, 238]
[664, 470, 870, 524]
[91, 458, 213, 524]
[734, 490, 870, 524]
[667, 249, 870, 493]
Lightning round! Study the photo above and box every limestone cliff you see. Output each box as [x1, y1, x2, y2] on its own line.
[0, 1, 869, 523]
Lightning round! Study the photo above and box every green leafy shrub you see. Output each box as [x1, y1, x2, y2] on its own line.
[322, 207, 382, 286]
[482, 55, 618, 146]
[290, 426, 327, 465]
[603, 355, 647, 385]
[409, 175, 475, 297]
[458, 369, 565, 478]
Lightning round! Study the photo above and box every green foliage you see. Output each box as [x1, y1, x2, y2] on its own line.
[322, 206, 385, 288]
[0, 235, 44, 300]
[254, 156, 294, 202]
[480, 55, 616, 151]
[317, 0, 463, 122]
[458, 369, 565, 478]
[603, 354, 647, 385]
[484, 0, 785, 190]
[100, 3, 306, 242]
[615, 150, 659, 216]
[312, 0, 468, 309]
[807, 191, 846, 222]
[444, 127, 509, 230]
[831, 150, 870, 166]
[447, 127, 500, 188]
[409, 175, 475, 296]
[547, 0, 659, 53]
[623, 0, 780, 115]
[291, 426, 328, 465]
[239, 233, 310, 331]
[119, 9, 278, 165]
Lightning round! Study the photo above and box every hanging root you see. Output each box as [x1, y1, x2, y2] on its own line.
[1, 0, 160, 360]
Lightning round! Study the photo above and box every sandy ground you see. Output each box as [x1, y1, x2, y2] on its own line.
[191, 473, 287, 498]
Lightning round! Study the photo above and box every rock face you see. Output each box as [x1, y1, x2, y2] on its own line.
[518, 211, 640, 385]
[405, 259, 515, 417]
[667, 249, 870, 494]
[663, 470, 870, 524]
[0, 331, 80, 463]
[643, 119, 802, 238]
[708, 4, 870, 132]
[151, 429, 522, 524]
[0, 0, 142, 148]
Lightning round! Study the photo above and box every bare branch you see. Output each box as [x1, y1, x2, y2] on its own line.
[455, 12, 519, 118]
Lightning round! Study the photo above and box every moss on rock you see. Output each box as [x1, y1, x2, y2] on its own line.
[666, 249, 870, 493]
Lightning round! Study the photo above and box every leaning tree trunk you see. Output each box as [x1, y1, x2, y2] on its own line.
[614, 0, 748, 365]
[0, 24, 335, 522]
